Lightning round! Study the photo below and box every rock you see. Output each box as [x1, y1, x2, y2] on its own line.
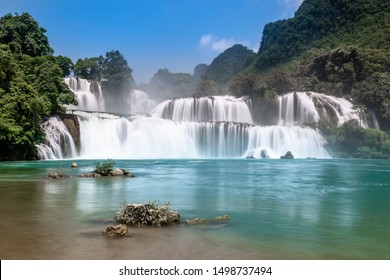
[59, 114, 80, 153]
[102, 224, 128, 237]
[260, 149, 269, 159]
[116, 203, 180, 227]
[280, 151, 294, 159]
[48, 172, 61, 179]
[214, 215, 230, 221]
[79, 172, 102, 178]
[246, 155, 255, 159]
[71, 162, 78, 168]
[109, 168, 124, 176]
[79, 168, 134, 178]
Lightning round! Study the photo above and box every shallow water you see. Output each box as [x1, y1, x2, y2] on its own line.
[0, 159, 389, 259]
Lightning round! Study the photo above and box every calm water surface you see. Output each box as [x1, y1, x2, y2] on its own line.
[0, 159, 389, 259]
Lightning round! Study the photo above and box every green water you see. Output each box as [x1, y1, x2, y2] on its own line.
[0, 159, 389, 259]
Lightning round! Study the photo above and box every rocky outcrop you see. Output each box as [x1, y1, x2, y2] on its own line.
[280, 151, 294, 159]
[102, 224, 128, 237]
[59, 114, 80, 152]
[116, 203, 180, 227]
[79, 168, 134, 178]
[260, 149, 269, 159]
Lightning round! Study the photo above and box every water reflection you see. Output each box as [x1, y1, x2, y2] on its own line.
[0, 159, 389, 259]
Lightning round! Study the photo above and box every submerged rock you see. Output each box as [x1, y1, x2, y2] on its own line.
[185, 218, 206, 225]
[48, 172, 62, 179]
[186, 215, 230, 225]
[102, 224, 128, 237]
[116, 203, 180, 227]
[48, 171, 71, 179]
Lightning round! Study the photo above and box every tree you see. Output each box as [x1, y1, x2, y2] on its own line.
[101, 50, 135, 93]
[73, 57, 103, 80]
[0, 13, 53, 57]
[55, 55, 74, 77]
[0, 13, 76, 160]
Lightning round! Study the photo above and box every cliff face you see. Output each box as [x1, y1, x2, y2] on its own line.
[59, 114, 80, 152]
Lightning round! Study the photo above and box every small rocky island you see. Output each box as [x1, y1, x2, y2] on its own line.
[80, 159, 134, 178]
[48, 159, 134, 179]
[115, 202, 180, 227]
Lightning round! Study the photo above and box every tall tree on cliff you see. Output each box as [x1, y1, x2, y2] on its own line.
[0, 13, 76, 160]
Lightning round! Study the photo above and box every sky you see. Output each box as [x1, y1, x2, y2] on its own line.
[0, 0, 303, 83]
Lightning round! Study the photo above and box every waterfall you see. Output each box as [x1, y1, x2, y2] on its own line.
[35, 116, 77, 159]
[128, 90, 157, 114]
[65, 77, 105, 112]
[152, 95, 253, 124]
[278, 92, 368, 127]
[37, 78, 378, 159]
[72, 111, 329, 159]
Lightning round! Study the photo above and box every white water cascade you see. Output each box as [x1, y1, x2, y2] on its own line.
[65, 77, 105, 112]
[278, 92, 369, 127]
[152, 95, 254, 124]
[35, 116, 78, 159]
[38, 78, 381, 159]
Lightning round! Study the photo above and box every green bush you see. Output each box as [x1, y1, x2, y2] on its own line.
[95, 159, 115, 176]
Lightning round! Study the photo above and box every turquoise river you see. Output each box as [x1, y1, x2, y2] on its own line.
[0, 159, 389, 259]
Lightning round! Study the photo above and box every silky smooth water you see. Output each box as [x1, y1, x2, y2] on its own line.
[0, 159, 389, 259]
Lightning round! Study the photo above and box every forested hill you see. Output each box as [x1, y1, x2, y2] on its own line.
[256, 0, 390, 70]
[230, 0, 390, 130]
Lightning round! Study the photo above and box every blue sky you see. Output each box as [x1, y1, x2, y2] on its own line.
[0, 0, 303, 83]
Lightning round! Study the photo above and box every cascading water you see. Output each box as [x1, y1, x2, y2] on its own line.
[278, 92, 368, 127]
[152, 95, 253, 124]
[35, 116, 77, 159]
[65, 77, 105, 112]
[38, 78, 377, 159]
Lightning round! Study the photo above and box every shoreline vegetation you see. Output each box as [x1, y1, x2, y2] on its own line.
[1, 0, 390, 161]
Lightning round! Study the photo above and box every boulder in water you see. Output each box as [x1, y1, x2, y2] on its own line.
[71, 162, 78, 168]
[260, 149, 269, 159]
[116, 202, 180, 227]
[280, 151, 294, 159]
[102, 224, 128, 237]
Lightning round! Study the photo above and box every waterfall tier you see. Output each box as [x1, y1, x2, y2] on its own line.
[35, 116, 77, 160]
[152, 95, 253, 124]
[278, 92, 368, 127]
[73, 112, 329, 159]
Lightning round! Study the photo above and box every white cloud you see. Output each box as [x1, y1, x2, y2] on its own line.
[277, 0, 303, 7]
[199, 33, 257, 53]
[277, 0, 304, 18]
[199, 34, 213, 47]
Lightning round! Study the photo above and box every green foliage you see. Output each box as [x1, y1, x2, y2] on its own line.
[55, 55, 73, 77]
[325, 120, 390, 159]
[146, 68, 195, 100]
[73, 50, 135, 95]
[0, 13, 53, 57]
[95, 159, 116, 176]
[101, 50, 135, 94]
[0, 13, 76, 160]
[193, 64, 208, 81]
[202, 44, 256, 86]
[193, 78, 218, 97]
[73, 57, 103, 80]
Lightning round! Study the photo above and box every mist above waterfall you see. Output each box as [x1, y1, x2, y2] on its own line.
[37, 78, 376, 159]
